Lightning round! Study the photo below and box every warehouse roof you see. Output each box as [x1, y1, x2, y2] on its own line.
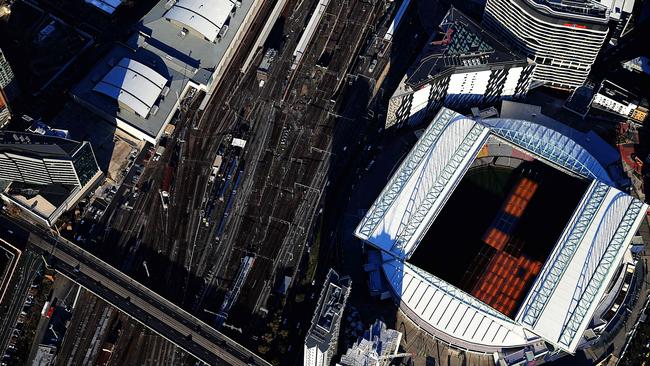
[164, 0, 234, 42]
[93, 58, 168, 118]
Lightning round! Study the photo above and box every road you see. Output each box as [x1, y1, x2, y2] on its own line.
[19, 218, 270, 366]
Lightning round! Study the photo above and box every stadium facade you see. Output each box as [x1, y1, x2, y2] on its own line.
[355, 102, 647, 362]
[385, 8, 534, 129]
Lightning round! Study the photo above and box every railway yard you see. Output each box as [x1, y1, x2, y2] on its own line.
[0, 0, 649, 364]
[0, 0, 426, 364]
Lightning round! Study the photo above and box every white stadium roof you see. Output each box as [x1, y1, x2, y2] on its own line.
[355, 106, 647, 354]
[164, 0, 234, 42]
[93, 58, 168, 118]
[355, 108, 490, 258]
[516, 180, 645, 351]
[383, 255, 537, 351]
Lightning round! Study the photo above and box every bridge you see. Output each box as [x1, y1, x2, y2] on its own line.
[19, 219, 269, 366]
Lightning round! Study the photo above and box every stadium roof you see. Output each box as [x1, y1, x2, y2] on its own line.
[93, 58, 168, 118]
[85, 0, 122, 14]
[383, 254, 536, 350]
[354, 104, 647, 353]
[164, 0, 234, 42]
[516, 181, 645, 351]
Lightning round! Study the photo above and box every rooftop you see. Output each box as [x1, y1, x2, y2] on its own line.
[528, 0, 609, 19]
[139, 0, 254, 72]
[164, 0, 234, 42]
[354, 103, 646, 353]
[93, 57, 169, 118]
[305, 269, 351, 351]
[0, 131, 81, 159]
[72, 39, 188, 142]
[404, 8, 528, 89]
[339, 320, 402, 366]
[85, 0, 123, 14]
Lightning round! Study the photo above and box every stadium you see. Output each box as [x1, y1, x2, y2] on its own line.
[354, 102, 648, 360]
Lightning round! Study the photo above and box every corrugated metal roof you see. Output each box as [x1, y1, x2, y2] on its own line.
[516, 181, 646, 352]
[164, 0, 234, 42]
[93, 58, 167, 118]
[383, 257, 535, 350]
[354, 105, 647, 352]
[354, 108, 490, 258]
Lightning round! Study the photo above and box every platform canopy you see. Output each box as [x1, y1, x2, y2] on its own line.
[164, 0, 234, 42]
[93, 58, 167, 118]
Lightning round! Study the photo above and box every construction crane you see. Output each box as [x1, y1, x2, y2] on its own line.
[368, 352, 412, 366]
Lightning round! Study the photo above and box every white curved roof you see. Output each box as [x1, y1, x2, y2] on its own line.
[516, 181, 646, 352]
[355, 108, 490, 258]
[93, 58, 167, 118]
[165, 0, 234, 42]
[355, 106, 647, 353]
[384, 256, 537, 350]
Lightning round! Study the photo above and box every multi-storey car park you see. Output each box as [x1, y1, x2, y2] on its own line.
[385, 7, 534, 129]
[482, 0, 613, 90]
[355, 101, 647, 364]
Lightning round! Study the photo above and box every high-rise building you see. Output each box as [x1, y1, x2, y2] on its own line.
[483, 0, 611, 90]
[0, 48, 16, 128]
[0, 131, 102, 226]
[385, 7, 534, 129]
[304, 269, 351, 366]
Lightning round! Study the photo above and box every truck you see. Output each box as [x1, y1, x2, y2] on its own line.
[209, 155, 223, 183]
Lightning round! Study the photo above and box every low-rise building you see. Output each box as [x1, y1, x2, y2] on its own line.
[385, 7, 534, 129]
[72, 0, 260, 143]
[591, 79, 648, 124]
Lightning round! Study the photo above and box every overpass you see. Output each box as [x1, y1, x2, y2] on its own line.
[21, 222, 270, 366]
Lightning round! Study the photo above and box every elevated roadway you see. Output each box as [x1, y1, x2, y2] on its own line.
[19, 220, 269, 366]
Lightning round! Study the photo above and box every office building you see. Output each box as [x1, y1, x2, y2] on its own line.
[0, 48, 16, 128]
[483, 0, 611, 90]
[339, 320, 402, 366]
[304, 269, 351, 366]
[385, 7, 534, 129]
[0, 131, 102, 226]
